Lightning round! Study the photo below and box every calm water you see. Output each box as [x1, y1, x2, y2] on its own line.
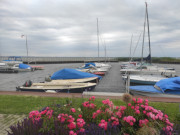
[0, 63, 82, 91]
[0, 62, 179, 91]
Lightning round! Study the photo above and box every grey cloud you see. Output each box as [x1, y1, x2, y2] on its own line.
[0, 0, 180, 57]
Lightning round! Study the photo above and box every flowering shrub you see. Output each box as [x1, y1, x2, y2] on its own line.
[8, 95, 175, 135]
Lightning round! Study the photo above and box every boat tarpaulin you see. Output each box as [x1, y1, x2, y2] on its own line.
[19, 64, 32, 69]
[130, 85, 163, 93]
[51, 68, 102, 80]
[85, 63, 96, 67]
[155, 77, 180, 93]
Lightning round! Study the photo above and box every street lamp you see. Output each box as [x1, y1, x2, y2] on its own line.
[21, 35, 29, 64]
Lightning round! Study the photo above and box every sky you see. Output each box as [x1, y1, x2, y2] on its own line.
[0, 0, 180, 57]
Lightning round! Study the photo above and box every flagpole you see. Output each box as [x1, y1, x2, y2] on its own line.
[21, 35, 29, 64]
[26, 35, 28, 58]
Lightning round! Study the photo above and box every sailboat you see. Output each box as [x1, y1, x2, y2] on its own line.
[122, 3, 176, 85]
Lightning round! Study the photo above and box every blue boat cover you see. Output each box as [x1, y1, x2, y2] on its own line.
[51, 68, 102, 80]
[130, 77, 180, 95]
[85, 63, 96, 67]
[19, 64, 32, 69]
[81, 63, 96, 69]
[155, 77, 180, 93]
[130, 86, 163, 93]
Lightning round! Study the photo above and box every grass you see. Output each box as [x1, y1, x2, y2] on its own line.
[0, 95, 179, 123]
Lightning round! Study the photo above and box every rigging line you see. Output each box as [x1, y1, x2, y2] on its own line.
[132, 32, 142, 60]
[99, 35, 107, 59]
[141, 2, 147, 68]
[129, 34, 133, 61]
[146, 2, 151, 64]
[97, 18, 100, 58]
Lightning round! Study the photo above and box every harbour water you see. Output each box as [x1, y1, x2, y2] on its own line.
[0, 62, 179, 92]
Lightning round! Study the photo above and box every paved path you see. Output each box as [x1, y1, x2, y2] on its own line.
[93, 62, 126, 93]
[0, 114, 26, 135]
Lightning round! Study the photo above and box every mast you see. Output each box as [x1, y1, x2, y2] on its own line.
[146, 2, 151, 64]
[141, 3, 147, 68]
[141, 2, 151, 67]
[129, 34, 133, 61]
[97, 18, 100, 58]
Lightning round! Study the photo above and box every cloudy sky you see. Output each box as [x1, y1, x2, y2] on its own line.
[0, 0, 180, 57]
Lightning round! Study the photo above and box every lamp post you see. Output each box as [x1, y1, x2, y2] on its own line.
[21, 35, 29, 64]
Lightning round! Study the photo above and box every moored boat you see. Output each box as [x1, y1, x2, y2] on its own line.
[122, 74, 168, 85]
[129, 77, 180, 98]
[16, 80, 97, 93]
[11, 63, 34, 72]
[50, 68, 102, 83]
[30, 65, 44, 70]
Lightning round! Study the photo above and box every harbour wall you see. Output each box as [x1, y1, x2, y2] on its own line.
[0, 56, 118, 64]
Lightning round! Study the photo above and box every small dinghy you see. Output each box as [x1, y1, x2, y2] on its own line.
[16, 80, 97, 93]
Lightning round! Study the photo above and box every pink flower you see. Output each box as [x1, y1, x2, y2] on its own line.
[89, 96, 95, 101]
[120, 106, 126, 111]
[145, 99, 148, 103]
[67, 115, 75, 123]
[77, 128, 85, 134]
[110, 116, 119, 126]
[69, 130, 77, 135]
[96, 109, 101, 114]
[164, 114, 168, 119]
[46, 110, 53, 119]
[98, 119, 108, 130]
[92, 112, 97, 119]
[128, 103, 131, 106]
[135, 106, 139, 110]
[143, 110, 146, 114]
[82, 101, 90, 108]
[77, 118, 86, 128]
[123, 116, 136, 126]
[139, 119, 149, 127]
[132, 98, 136, 103]
[135, 110, 140, 114]
[89, 103, 96, 109]
[29, 110, 41, 122]
[71, 108, 76, 113]
[137, 98, 143, 104]
[40, 110, 47, 115]
[129, 122, 133, 126]
[91, 96, 95, 99]
[68, 122, 76, 130]
[78, 114, 82, 118]
[163, 125, 173, 135]
[115, 111, 122, 118]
